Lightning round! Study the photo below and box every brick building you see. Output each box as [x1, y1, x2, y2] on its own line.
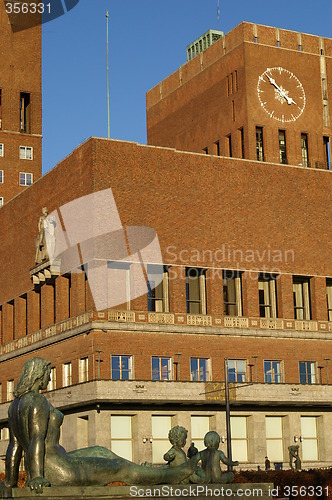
[0, 1, 42, 206]
[0, 20, 331, 471]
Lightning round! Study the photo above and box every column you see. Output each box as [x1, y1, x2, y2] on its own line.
[27, 290, 40, 334]
[168, 266, 186, 313]
[55, 275, 70, 322]
[206, 268, 223, 315]
[242, 271, 259, 317]
[40, 284, 55, 328]
[70, 271, 86, 316]
[277, 274, 294, 319]
[311, 277, 327, 321]
[2, 302, 14, 345]
[14, 296, 26, 339]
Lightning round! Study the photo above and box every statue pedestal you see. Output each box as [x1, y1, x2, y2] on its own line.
[2, 483, 275, 499]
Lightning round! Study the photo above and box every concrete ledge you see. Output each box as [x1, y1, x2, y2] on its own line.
[3, 483, 274, 499]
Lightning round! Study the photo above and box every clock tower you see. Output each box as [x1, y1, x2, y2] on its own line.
[147, 22, 331, 170]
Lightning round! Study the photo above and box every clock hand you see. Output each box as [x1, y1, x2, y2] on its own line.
[265, 74, 296, 105]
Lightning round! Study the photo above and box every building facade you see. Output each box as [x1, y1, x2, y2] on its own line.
[0, 22, 331, 472]
[147, 22, 331, 169]
[0, 1, 42, 207]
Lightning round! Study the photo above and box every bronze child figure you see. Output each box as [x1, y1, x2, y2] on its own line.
[199, 431, 239, 484]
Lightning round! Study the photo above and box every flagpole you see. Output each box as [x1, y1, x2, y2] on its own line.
[106, 10, 110, 139]
[217, 0, 220, 26]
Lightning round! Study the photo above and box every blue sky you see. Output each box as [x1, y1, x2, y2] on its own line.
[42, 0, 332, 173]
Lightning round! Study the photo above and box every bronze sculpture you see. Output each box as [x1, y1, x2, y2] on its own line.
[163, 426, 205, 484]
[5, 358, 199, 493]
[200, 431, 239, 484]
[288, 445, 301, 471]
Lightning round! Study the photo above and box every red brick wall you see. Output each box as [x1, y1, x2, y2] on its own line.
[147, 22, 332, 169]
[0, 0, 42, 203]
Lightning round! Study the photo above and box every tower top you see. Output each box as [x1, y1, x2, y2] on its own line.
[187, 29, 223, 61]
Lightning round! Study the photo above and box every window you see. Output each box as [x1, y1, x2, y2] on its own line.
[0, 89, 2, 129]
[227, 75, 231, 96]
[323, 137, 331, 170]
[327, 279, 332, 321]
[111, 415, 133, 461]
[147, 265, 169, 313]
[258, 274, 278, 318]
[301, 133, 309, 167]
[191, 416, 210, 451]
[20, 92, 31, 133]
[226, 134, 232, 157]
[1, 428, 9, 441]
[214, 141, 220, 156]
[0, 144, 3, 157]
[293, 277, 311, 320]
[107, 261, 130, 309]
[301, 417, 319, 461]
[19, 172, 33, 186]
[151, 356, 171, 381]
[111, 355, 132, 380]
[323, 104, 329, 127]
[186, 268, 207, 314]
[232, 100, 235, 122]
[299, 361, 317, 384]
[223, 271, 242, 316]
[256, 127, 264, 161]
[7, 380, 14, 402]
[264, 360, 282, 383]
[151, 415, 172, 464]
[230, 416, 248, 462]
[19, 146, 33, 160]
[47, 367, 56, 391]
[239, 127, 245, 159]
[279, 130, 287, 164]
[0, 198, 3, 207]
[202, 147, 208, 154]
[79, 357, 89, 383]
[0, 170, 3, 183]
[228, 359, 246, 383]
[190, 358, 210, 381]
[63, 362, 72, 387]
[266, 417, 283, 461]
[77, 416, 89, 449]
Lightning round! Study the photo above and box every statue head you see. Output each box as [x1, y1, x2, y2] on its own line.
[204, 431, 220, 450]
[168, 425, 188, 447]
[42, 207, 48, 216]
[14, 358, 52, 398]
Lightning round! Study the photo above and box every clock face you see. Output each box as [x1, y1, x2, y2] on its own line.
[257, 67, 306, 122]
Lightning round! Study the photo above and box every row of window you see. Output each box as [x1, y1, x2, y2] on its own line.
[203, 129, 331, 170]
[148, 266, 332, 321]
[2, 357, 320, 399]
[0, 144, 33, 160]
[0, 170, 33, 186]
[0, 414, 320, 464]
[0, 90, 31, 133]
[104, 414, 320, 464]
